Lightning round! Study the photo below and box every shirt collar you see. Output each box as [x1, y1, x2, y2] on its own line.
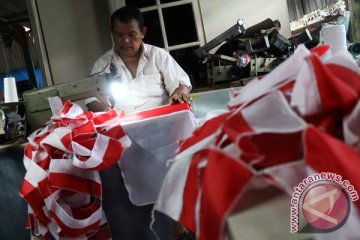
[141, 43, 150, 59]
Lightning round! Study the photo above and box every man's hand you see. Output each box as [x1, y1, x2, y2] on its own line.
[86, 100, 112, 112]
[170, 85, 191, 104]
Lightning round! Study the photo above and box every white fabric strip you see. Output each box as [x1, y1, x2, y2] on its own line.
[49, 159, 101, 183]
[43, 190, 102, 230]
[291, 57, 322, 116]
[72, 134, 110, 169]
[72, 142, 92, 156]
[242, 91, 307, 133]
[325, 50, 360, 74]
[154, 129, 220, 220]
[40, 132, 71, 153]
[343, 99, 360, 152]
[119, 110, 197, 205]
[24, 160, 48, 187]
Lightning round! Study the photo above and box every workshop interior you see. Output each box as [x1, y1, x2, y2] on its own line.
[1, 0, 360, 239]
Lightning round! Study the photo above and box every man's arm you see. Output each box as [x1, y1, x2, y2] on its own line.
[86, 100, 111, 112]
[156, 49, 192, 104]
[85, 96, 112, 112]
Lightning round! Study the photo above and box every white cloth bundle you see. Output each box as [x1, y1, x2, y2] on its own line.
[320, 24, 347, 54]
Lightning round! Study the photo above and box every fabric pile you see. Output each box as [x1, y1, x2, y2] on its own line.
[154, 44, 360, 240]
[19, 97, 131, 239]
[19, 98, 197, 239]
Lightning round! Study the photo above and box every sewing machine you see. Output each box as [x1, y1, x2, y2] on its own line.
[22, 74, 109, 130]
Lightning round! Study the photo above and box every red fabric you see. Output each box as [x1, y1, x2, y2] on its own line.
[88, 224, 112, 240]
[50, 211, 101, 238]
[19, 97, 131, 239]
[48, 173, 102, 198]
[92, 109, 120, 125]
[240, 132, 304, 169]
[222, 111, 253, 143]
[305, 127, 360, 209]
[94, 137, 126, 170]
[310, 45, 330, 56]
[155, 46, 360, 240]
[179, 112, 231, 153]
[70, 200, 101, 220]
[311, 54, 359, 114]
[200, 149, 254, 240]
[21, 97, 195, 239]
[20, 180, 47, 218]
[119, 103, 191, 123]
[179, 150, 209, 232]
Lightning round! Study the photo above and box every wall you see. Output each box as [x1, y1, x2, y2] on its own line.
[35, 0, 112, 85]
[34, 0, 291, 85]
[199, 0, 291, 43]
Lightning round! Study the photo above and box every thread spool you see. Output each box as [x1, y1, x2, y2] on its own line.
[320, 24, 347, 54]
[3, 77, 19, 103]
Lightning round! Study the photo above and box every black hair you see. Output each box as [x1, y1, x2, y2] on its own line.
[111, 6, 144, 31]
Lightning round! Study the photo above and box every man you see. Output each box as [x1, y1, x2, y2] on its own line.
[92, 6, 194, 239]
[87, 5, 192, 112]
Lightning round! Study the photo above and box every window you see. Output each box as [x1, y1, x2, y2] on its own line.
[114, 0, 205, 87]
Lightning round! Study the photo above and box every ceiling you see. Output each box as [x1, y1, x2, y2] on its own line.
[0, 0, 29, 27]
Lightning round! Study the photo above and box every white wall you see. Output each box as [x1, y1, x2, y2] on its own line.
[199, 0, 291, 43]
[35, 0, 112, 85]
[33, 0, 291, 85]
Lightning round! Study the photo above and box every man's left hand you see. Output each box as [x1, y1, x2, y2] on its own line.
[170, 85, 191, 104]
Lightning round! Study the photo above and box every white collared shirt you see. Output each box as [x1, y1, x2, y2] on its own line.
[89, 43, 191, 113]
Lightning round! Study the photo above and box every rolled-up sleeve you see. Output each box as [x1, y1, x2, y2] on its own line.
[156, 49, 192, 96]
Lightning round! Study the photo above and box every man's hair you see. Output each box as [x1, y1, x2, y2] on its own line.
[111, 6, 144, 31]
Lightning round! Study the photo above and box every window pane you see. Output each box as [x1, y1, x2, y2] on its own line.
[170, 46, 202, 88]
[162, 4, 198, 46]
[160, 0, 182, 3]
[142, 10, 165, 48]
[125, 0, 156, 8]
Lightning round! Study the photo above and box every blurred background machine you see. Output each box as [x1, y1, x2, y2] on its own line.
[194, 18, 313, 85]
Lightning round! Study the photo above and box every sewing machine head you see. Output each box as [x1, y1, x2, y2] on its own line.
[23, 74, 109, 130]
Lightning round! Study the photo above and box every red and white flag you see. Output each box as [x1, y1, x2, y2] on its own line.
[20, 96, 130, 239]
[154, 44, 360, 240]
[154, 91, 308, 240]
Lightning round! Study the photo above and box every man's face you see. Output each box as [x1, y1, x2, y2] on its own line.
[112, 19, 146, 58]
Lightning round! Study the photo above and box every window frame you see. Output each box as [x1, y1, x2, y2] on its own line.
[109, 0, 205, 52]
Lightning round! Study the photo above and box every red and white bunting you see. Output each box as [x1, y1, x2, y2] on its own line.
[154, 45, 360, 240]
[20, 96, 130, 239]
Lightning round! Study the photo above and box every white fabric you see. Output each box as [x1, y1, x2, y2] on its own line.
[291, 56, 322, 116]
[324, 50, 360, 74]
[154, 129, 220, 221]
[119, 110, 199, 206]
[241, 91, 307, 133]
[319, 24, 347, 54]
[343, 99, 360, 152]
[90, 43, 191, 113]
[49, 159, 101, 183]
